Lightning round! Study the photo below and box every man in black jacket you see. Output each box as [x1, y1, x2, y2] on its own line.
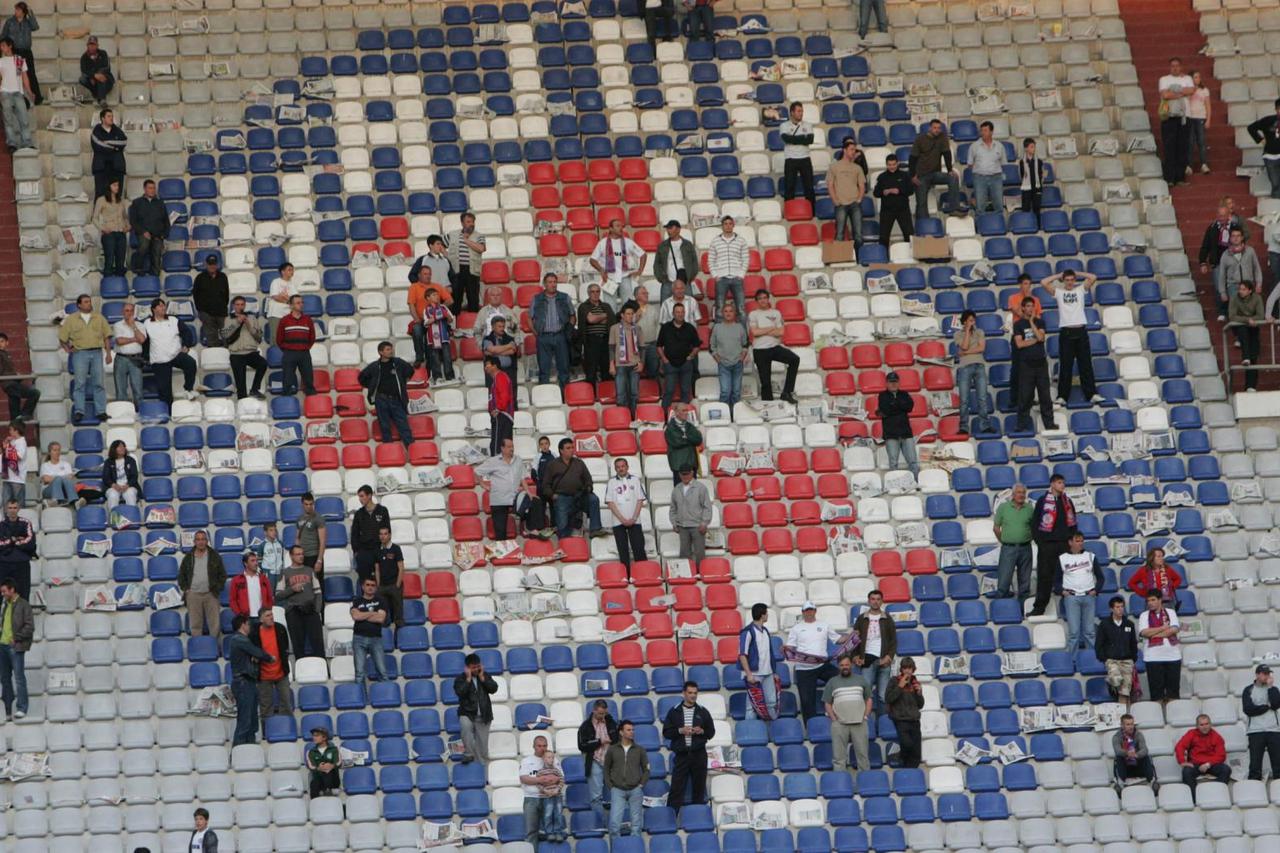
[1248, 98, 1280, 199]
[654, 220, 699, 302]
[78, 35, 113, 104]
[1029, 475, 1078, 616]
[1242, 664, 1280, 781]
[193, 254, 230, 347]
[454, 653, 498, 764]
[1095, 595, 1139, 709]
[359, 341, 415, 448]
[350, 485, 390, 582]
[577, 699, 620, 827]
[129, 179, 169, 276]
[878, 372, 917, 475]
[873, 155, 913, 247]
[779, 101, 816, 208]
[0, 500, 35, 600]
[662, 681, 716, 814]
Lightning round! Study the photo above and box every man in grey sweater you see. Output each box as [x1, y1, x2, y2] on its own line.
[1112, 713, 1155, 790]
[669, 466, 713, 563]
[276, 545, 323, 658]
[710, 302, 750, 412]
[1243, 664, 1280, 781]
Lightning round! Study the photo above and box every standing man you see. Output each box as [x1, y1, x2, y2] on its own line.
[225, 296, 268, 400]
[827, 137, 867, 245]
[142, 298, 198, 405]
[858, 0, 888, 39]
[445, 212, 485, 314]
[878, 372, 918, 476]
[1216, 226, 1263, 325]
[1138, 590, 1182, 706]
[605, 457, 648, 575]
[589, 218, 646, 309]
[484, 357, 515, 456]
[410, 235, 454, 295]
[359, 341, 415, 448]
[478, 437, 527, 542]
[229, 614, 274, 745]
[642, 0, 674, 47]
[454, 653, 498, 764]
[779, 102, 816, 209]
[178, 530, 224, 639]
[192, 254, 229, 347]
[969, 121, 1007, 214]
[275, 295, 317, 397]
[110, 304, 145, 409]
[663, 681, 715, 815]
[1158, 58, 1194, 187]
[474, 285, 517, 339]
[1029, 474, 1078, 616]
[228, 551, 273, 624]
[1198, 205, 1238, 318]
[873, 154, 914, 246]
[1248, 97, 1280, 200]
[885, 657, 924, 768]
[530, 273, 575, 390]
[0, 37, 33, 152]
[738, 602, 782, 721]
[707, 216, 750, 326]
[654, 220, 698, 302]
[784, 601, 843, 723]
[955, 310, 992, 435]
[1059, 531, 1103, 656]
[576, 284, 617, 390]
[685, 0, 713, 41]
[851, 589, 896, 722]
[1242, 664, 1280, 782]
[656, 303, 701, 412]
[1113, 714, 1156, 789]
[664, 402, 702, 483]
[658, 279, 703, 326]
[1040, 270, 1101, 405]
[0, 578, 31, 720]
[408, 264, 450, 367]
[0, 504, 32, 613]
[350, 484, 390, 583]
[608, 300, 643, 418]
[1175, 715, 1231, 801]
[295, 492, 326, 576]
[128, 179, 168, 276]
[251, 608, 291, 730]
[1012, 297, 1055, 432]
[749, 290, 800, 404]
[909, 119, 962, 218]
[670, 465, 712, 564]
[710, 302, 750, 412]
[822, 653, 873, 786]
[276, 545, 323, 657]
[1095, 595, 1140, 710]
[577, 700, 619, 829]
[350, 576, 389, 683]
[374, 526, 405, 629]
[520, 736, 564, 845]
[603, 720, 649, 841]
[481, 315, 519, 394]
[78, 34, 113, 104]
[541, 439, 607, 541]
[58, 293, 112, 425]
[634, 286, 662, 380]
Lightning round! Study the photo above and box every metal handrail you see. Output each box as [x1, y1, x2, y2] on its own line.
[1220, 319, 1280, 399]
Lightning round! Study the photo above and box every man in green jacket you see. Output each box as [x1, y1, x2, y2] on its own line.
[664, 402, 702, 485]
[603, 720, 649, 840]
[178, 530, 226, 638]
[0, 578, 33, 719]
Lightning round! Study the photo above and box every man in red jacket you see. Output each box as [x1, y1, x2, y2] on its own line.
[275, 294, 317, 396]
[229, 551, 275, 624]
[484, 356, 514, 457]
[1175, 714, 1231, 799]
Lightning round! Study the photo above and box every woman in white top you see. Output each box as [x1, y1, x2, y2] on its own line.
[1186, 70, 1211, 175]
[1, 420, 26, 506]
[39, 441, 77, 506]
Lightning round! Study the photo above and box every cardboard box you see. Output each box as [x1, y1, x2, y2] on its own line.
[822, 240, 856, 265]
[911, 236, 952, 261]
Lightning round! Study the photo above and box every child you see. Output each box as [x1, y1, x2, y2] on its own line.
[306, 727, 340, 797]
[256, 521, 285, 590]
[537, 748, 567, 842]
[1, 420, 27, 507]
[420, 288, 457, 386]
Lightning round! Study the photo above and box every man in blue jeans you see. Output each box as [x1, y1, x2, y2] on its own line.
[0, 579, 32, 720]
[604, 720, 649, 840]
[858, 0, 888, 39]
[350, 577, 389, 682]
[686, 0, 713, 41]
[577, 699, 619, 828]
[229, 613, 275, 746]
[954, 310, 993, 434]
[1060, 532, 1103, 657]
[738, 602, 783, 720]
[540, 438, 608, 541]
[530, 273, 575, 390]
[657, 303, 701, 413]
[993, 484, 1034, 602]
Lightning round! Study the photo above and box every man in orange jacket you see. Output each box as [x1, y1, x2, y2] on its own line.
[1175, 714, 1231, 800]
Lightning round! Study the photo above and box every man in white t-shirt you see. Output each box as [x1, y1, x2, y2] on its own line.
[1137, 590, 1182, 706]
[605, 458, 649, 575]
[0, 37, 33, 150]
[589, 219, 647, 310]
[267, 262, 296, 323]
[111, 301, 147, 408]
[783, 601, 845, 724]
[1058, 532, 1102, 658]
[748, 289, 799, 404]
[1041, 270, 1101, 405]
[142, 298, 199, 405]
[1157, 57, 1194, 186]
[519, 735, 563, 845]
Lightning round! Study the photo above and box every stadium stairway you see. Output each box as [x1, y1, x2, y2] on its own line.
[1118, 0, 1269, 390]
[0, 143, 32, 420]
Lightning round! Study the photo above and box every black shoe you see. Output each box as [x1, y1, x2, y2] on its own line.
[1028, 609, 1045, 617]
[780, 393, 798, 404]
[1045, 421, 1059, 430]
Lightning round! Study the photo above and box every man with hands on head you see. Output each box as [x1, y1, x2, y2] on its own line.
[1040, 269, 1101, 405]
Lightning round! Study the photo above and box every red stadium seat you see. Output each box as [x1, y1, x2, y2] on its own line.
[624, 183, 654, 205]
[304, 396, 334, 420]
[871, 551, 904, 577]
[340, 419, 370, 444]
[447, 492, 479, 516]
[776, 449, 808, 474]
[618, 158, 648, 180]
[769, 273, 799, 297]
[698, 558, 732, 584]
[601, 590, 634, 614]
[750, 476, 781, 500]
[825, 372, 856, 396]
[564, 382, 597, 406]
[566, 208, 597, 231]
[611, 641, 644, 668]
[790, 501, 822, 525]
[451, 518, 483, 541]
[631, 562, 663, 587]
[796, 528, 829, 552]
[722, 504, 755, 528]
[672, 587, 704, 611]
[640, 613, 674, 639]
[923, 367, 954, 391]
[531, 187, 561, 208]
[427, 599, 461, 623]
[818, 346, 850, 371]
[789, 223, 819, 245]
[592, 184, 622, 207]
[627, 203, 657, 228]
[558, 161, 588, 184]
[783, 199, 813, 221]
[380, 217, 410, 240]
[605, 431, 638, 457]
[528, 163, 557, 185]
[570, 232, 598, 255]
[646, 640, 680, 666]
[763, 248, 793, 271]
[425, 572, 458, 597]
[587, 160, 617, 182]
[851, 345, 883, 369]
[782, 324, 811, 347]
[878, 577, 910, 603]
[682, 638, 715, 665]
[762, 529, 793, 553]
[341, 445, 372, 469]
[906, 550, 939, 575]
[308, 447, 339, 469]
[401, 573, 423, 599]
[783, 475, 816, 500]
[538, 234, 569, 256]
[409, 441, 440, 465]
[811, 448, 842, 472]
[710, 609, 743, 636]
[817, 473, 850, 499]
[444, 465, 476, 489]
[727, 530, 760, 555]
[375, 442, 407, 468]
[884, 342, 914, 367]
[513, 260, 542, 283]
[562, 185, 592, 208]
[718, 637, 741, 664]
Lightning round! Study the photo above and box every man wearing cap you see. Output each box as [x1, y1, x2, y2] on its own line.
[670, 465, 712, 564]
[193, 254, 230, 347]
[654, 220, 699, 303]
[784, 602, 844, 724]
[1242, 664, 1280, 781]
[78, 35, 113, 105]
[878, 372, 918, 476]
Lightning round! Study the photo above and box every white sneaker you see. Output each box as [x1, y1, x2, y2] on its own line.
[1184, 165, 1192, 177]
[1090, 394, 1106, 404]
[13, 710, 25, 719]
[182, 390, 199, 401]
[1218, 314, 1226, 322]
[1053, 399, 1066, 409]
[1201, 164, 1210, 174]
[1243, 359, 1252, 366]
[1247, 388, 1258, 393]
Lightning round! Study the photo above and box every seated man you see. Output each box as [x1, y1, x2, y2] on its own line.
[1175, 714, 1231, 801]
[539, 438, 608, 541]
[1112, 713, 1156, 790]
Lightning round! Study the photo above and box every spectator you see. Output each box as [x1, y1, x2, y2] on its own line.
[749, 290, 799, 404]
[306, 727, 340, 797]
[420, 289, 458, 387]
[0, 332, 37, 420]
[477, 436, 527, 542]
[1187, 70, 1211, 175]
[275, 295, 317, 396]
[1248, 98, 1280, 199]
[1218, 228, 1263, 325]
[590, 218, 646, 310]
[350, 576, 389, 683]
[784, 601, 843, 722]
[664, 402, 702, 484]
[655, 220, 698, 302]
[128, 179, 168, 276]
[577, 283, 617, 389]
[604, 720, 649, 841]
[0, 499, 32, 600]
[658, 278, 703, 325]
[1006, 273, 1042, 317]
[1198, 205, 1237, 317]
[229, 613, 273, 746]
[954, 310, 992, 435]
[1041, 270, 1101, 405]
[1126, 546, 1183, 608]
[656, 303, 700, 411]
[252, 608, 292, 730]
[1018, 138, 1044, 223]
[685, 0, 713, 41]
[969, 121, 1006, 214]
[1, 420, 24, 506]
[531, 273, 576, 390]
[707, 215, 749, 324]
[605, 457, 648, 575]
[886, 657, 924, 768]
[823, 653, 873, 785]
[192, 254, 229, 347]
[225, 296, 267, 400]
[992, 484, 1033, 602]
[1137, 590, 1183, 706]
[107, 301, 143, 409]
[276, 545, 323, 657]
[409, 234, 453, 290]
[710, 302, 749, 412]
[445, 212, 485, 313]
[78, 34, 112, 104]
[90, 107, 126, 198]
[38, 442, 77, 507]
[58, 293, 113, 424]
[857, 0, 887, 39]
[670, 465, 711, 564]
[520, 735, 567, 843]
[1243, 664, 1280, 781]
[350, 484, 390, 582]
[143, 298, 198, 405]
[295, 492, 326, 575]
[533, 436, 555, 486]
[1158, 57, 1194, 186]
[454, 652, 498, 764]
[1029, 474, 1077, 616]
[663, 681, 715, 815]
[92, 179, 127, 276]
[101, 438, 139, 511]
[265, 263, 295, 327]
[474, 284, 517, 339]
[851, 589, 896, 720]
[407, 263, 451, 367]
[878, 371, 918, 476]
[827, 137, 867, 245]
[779, 101, 816, 209]
[738, 602, 782, 721]
[255, 522, 285, 589]
[1112, 714, 1156, 789]
[577, 699, 619, 828]
[229, 551, 273, 623]
[188, 808, 218, 853]
[909, 119, 962, 218]
[633, 285, 661, 379]
[608, 299, 643, 418]
[642, 0, 673, 46]
[1175, 715, 1231, 800]
[1059, 531, 1103, 655]
[1, 4, 38, 105]
[359, 341, 414, 448]
[178, 530, 224, 638]
[481, 315, 519, 395]
[1012, 296, 1055, 432]
[873, 154, 914, 246]
[0, 577, 29, 719]
[374, 526, 404, 628]
[540, 438, 606, 540]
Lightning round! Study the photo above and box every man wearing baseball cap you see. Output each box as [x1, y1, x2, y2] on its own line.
[783, 601, 844, 725]
[193, 253, 230, 347]
[878, 371, 919, 475]
[79, 35, 113, 105]
[1243, 663, 1280, 781]
[654, 220, 698, 303]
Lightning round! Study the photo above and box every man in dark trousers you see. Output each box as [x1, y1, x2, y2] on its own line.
[576, 283, 617, 391]
[78, 35, 113, 104]
[877, 372, 918, 476]
[350, 484, 390, 583]
[778, 101, 816, 208]
[251, 608, 292, 731]
[359, 341, 415, 448]
[454, 653, 498, 764]
[193, 254, 230, 347]
[663, 680, 716, 815]
[484, 357, 515, 457]
[229, 613, 275, 746]
[577, 699, 620, 827]
[1011, 297, 1056, 432]
[909, 119, 962, 218]
[1242, 664, 1280, 781]
[0, 499, 34, 600]
[873, 154, 913, 247]
[128, 179, 169, 276]
[1029, 474, 1078, 617]
[1040, 270, 1100, 405]
[1248, 97, 1280, 199]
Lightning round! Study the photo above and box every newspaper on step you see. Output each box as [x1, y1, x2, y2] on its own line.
[189, 685, 236, 718]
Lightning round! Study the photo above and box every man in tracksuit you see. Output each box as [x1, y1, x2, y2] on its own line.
[1242, 664, 1280, 781]
[662, 681, 716, 815]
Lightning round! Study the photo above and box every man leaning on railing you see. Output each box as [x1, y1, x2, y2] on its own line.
[1228, 280, 1267, 393]
[0, 333, 37, 421]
